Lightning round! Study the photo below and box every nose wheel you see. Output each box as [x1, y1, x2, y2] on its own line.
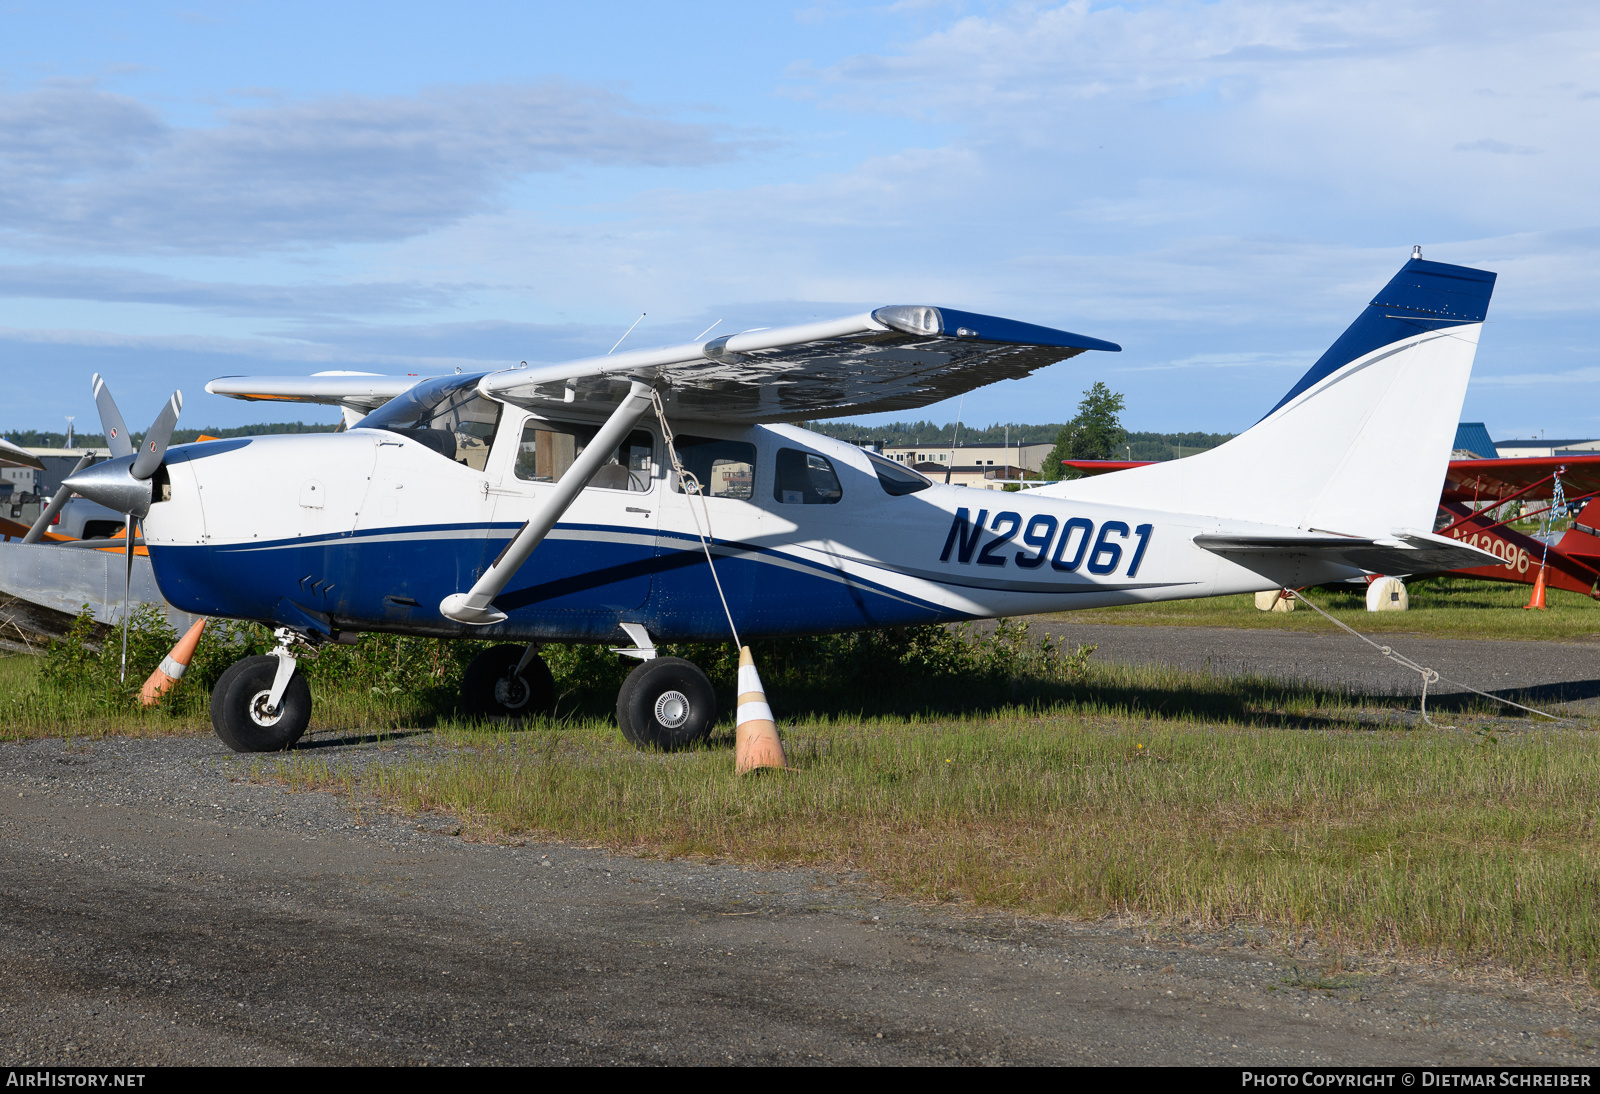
[210, 654, 312, 752]
[616, 657, 716, 751]
[461, 644, 557, 718]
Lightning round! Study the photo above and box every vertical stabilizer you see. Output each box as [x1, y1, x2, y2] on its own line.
[1040, 257, 1497, 536]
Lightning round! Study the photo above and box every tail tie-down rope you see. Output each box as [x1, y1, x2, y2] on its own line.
[650, 390, 741, 650]
[1286, 589, 1560, 728]
[650, 392, 789, 773]
[650, 392, 790, 773]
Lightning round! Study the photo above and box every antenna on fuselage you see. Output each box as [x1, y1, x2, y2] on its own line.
[946, 396, 964, 485]
[609, 313, 647, 355]
[694, 319, 723, 342]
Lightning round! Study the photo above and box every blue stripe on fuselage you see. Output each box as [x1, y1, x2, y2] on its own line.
[147, 519, 1145, 641]
[148, 521, 958, 641]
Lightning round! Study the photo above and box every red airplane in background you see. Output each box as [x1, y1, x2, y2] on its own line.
[1061, 454, 1600, 599]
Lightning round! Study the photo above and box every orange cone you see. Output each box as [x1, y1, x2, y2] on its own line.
[1524, 565, 1549, 611]
[734, 646, 788, 774]
[140, 617, 208, 705]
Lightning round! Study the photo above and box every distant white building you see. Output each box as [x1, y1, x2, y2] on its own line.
[882, 441, 1053, 475]
[1493, 437, 1600, 459]
[0, 466, 36, 496]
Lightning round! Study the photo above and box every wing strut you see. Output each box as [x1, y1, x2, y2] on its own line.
[439, 379, 657, 625]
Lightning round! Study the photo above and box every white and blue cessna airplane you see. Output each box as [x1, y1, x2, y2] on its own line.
[66, 252, 1501, 753]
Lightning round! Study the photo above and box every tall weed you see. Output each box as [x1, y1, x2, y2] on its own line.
[36, 610, 1098, 723]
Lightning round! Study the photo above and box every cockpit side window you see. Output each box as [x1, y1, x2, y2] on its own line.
[355, 374, 501, 472]
[774, 448, 842, 504]
[514, 420, 653, 492]
[865, 450, 932, 496]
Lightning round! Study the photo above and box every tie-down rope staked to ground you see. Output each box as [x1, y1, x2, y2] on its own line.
[649, 390, 742, 651]
[1285, 588, 1561, 727]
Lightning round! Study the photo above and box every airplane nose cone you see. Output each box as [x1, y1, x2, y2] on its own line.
[63, 454, 153, 517]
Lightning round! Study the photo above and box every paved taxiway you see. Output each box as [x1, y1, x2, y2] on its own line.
[1034, 620, 1600, 716]
[2, 716, 1597, 1066]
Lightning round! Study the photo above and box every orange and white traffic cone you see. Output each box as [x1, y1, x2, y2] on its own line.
[140, 617, 208, 705]
[1524, 565, 1549, 611]
[734, 646, 787, 774]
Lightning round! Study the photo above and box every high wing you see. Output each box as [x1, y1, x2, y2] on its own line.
[204, 371, 421, 411]
[1194, 530, 1499, 576]
[1440, 455, 1600, 505]
[0, 437, 44, 471]
[481, 306, 1120, 424]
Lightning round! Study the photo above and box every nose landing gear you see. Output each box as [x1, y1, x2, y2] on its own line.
[210, 634, 311, 752]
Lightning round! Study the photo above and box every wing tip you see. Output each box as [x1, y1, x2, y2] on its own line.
[874, 305, 1119, 352]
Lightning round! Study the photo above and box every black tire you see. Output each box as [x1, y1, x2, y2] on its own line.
[210, 655, 312, 753]
[615, 656, 717, 751]
[461, 644, 557, 719]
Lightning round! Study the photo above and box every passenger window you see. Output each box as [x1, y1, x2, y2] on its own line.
[514, 421, 653, 492]
[774, 448, 842, 505]
[671, 436, 756, 500]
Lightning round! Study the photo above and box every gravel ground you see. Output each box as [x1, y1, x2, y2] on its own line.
[2, 732, 1598, 1066]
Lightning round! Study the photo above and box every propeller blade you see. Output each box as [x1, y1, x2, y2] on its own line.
[120, 516, 134, 682]
[131, 391, 182, 480]
[92, 374, 135, 460]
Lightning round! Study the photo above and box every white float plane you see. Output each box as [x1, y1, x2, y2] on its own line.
[65, 253, 1501, 753]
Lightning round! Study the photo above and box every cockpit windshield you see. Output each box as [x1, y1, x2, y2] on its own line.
[355, 373, 502, 471]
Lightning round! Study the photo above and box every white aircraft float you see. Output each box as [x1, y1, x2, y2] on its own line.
[65, 252, 1501, 753]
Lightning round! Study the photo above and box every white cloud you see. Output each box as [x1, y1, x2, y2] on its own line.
[0, 263, 466, 317]
[1455, 138, 1541, 155]
[791, 1, 1600, 237]
[0, 81, 744, 255]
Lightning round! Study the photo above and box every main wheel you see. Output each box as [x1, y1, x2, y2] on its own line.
[210, 655, 312, 753]
[461, 644, 557, 719]
[615, 657, 717, 751]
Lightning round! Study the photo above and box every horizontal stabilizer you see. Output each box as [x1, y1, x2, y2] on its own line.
[1194, 530, 1499, 577]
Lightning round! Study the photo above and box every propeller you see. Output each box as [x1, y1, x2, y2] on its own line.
[65, 376, 183, 681]
[92, 374, 134, 460]
[132, 392, 182, 480]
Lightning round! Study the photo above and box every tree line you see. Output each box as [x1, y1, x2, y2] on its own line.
[804, 382, 1231, 479]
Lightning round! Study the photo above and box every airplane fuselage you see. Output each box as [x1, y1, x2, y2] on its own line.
[141, 409, 1315, 645]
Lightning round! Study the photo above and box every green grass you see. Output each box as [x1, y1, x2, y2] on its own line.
[272, 705, 1600, 985]
[0, 652, 435, 742]
[1063, 576, 1600, 641]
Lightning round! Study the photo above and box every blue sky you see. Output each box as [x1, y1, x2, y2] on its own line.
[2, 0, 1598, 440]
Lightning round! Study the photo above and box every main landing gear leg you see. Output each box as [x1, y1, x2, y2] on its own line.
[210, 627, 313, 753]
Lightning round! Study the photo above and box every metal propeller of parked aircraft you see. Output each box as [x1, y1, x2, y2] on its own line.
[64, 255, 1502, 753]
